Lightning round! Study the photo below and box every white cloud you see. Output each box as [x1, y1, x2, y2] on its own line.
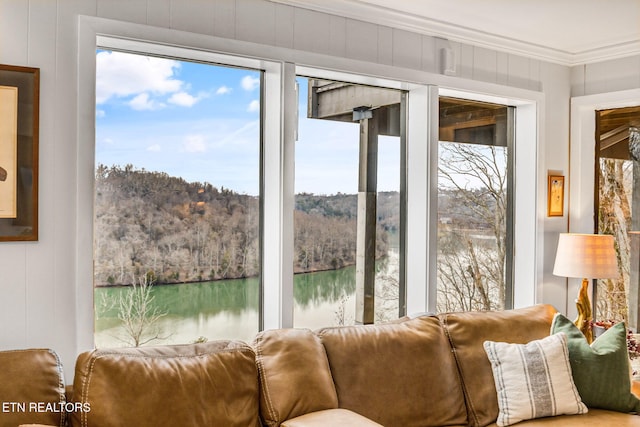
[96, 50, 183, 104]
[168, 91, 199, 107]
[241, 75, 260, 91]
[129, 93, 165, 111]
[247, 100, 260, 112]
[147, 144, 162, 152]
[96, 109, 105, 118]
[216, 86, 232, 95]
[182, 134, 207, 153]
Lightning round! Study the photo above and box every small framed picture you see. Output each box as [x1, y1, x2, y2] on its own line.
[548, 175, 564, 217]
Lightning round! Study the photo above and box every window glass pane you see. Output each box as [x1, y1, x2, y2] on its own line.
[375, 136, 401, 322]
[293, 77, 404, 328]
[94, 49, 261, 347]
[595, 106, 640, 325]
[436, 97, 511, 312]
[597, 156, 631, 322]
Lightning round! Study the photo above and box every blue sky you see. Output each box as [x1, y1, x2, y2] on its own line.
[96, 50, 400, 195]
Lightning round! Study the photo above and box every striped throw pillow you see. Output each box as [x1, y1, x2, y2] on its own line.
[484, 332, 588, 426]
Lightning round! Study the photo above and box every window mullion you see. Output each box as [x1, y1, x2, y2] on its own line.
[405, 85, 438, 315]
[261, 61, 294, 330]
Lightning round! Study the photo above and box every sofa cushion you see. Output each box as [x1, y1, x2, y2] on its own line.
[70, 341, 260, 427]
[281, 409, 383, 427]
[485, 408, 640, 425]
[439, 304, 558, 427]
[253, 328, 338, 427]
[484, 333, 587, 426]
[317, 315, 468, 427]
[0, 348, 67, 427]
[551, 313, 640, 413]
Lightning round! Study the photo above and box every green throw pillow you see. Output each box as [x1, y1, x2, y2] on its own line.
[551, 313, 640, 413]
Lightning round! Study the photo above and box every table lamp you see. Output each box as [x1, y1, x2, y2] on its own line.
[552, 233, 618, 343]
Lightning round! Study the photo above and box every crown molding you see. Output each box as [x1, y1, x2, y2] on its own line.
[270, 0, 640, 67]
[570, 40, 640, 66]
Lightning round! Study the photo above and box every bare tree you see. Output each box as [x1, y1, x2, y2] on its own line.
[334, 292, 354, 326]
[117, 275, 168, 347]
[374, 250, 400, 323]
[597, 158, 631, 322]
[436, 142, 508, 312]
[437, 232, 499, 312]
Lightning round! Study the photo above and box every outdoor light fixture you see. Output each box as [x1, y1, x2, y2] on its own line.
[553, 233, 618, 343]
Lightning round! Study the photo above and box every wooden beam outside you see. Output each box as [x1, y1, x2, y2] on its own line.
[355, 115, 378, 325]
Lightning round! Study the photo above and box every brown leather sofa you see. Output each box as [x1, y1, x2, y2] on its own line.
[0, 348, 67, 427]
[253, 304, 640, 426]
[4, 305, 640, 427]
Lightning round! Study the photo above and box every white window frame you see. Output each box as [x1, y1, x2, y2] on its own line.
[78, 19, 287, 347]
[77, 15, 542, 352]
[405, 86, 540, 314]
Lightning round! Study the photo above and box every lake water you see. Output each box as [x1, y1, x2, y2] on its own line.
[94, 264, 363, 347]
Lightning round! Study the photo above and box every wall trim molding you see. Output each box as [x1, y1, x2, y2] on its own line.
[270, 0, 640, 67]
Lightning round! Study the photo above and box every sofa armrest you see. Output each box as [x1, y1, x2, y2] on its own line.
[0, 348, 67, 427]
[281, 409, 383, 427]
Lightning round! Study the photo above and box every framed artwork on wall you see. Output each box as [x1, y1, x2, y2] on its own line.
[0, 85, 18, 219]
[547, 174, 564, 217]
[0, 64, 39, 241]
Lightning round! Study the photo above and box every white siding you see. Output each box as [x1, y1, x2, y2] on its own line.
[571, 54, 640, 96]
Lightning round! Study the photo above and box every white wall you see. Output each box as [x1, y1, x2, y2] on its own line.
[571, 54, 640, 97]
[0, 0, 571, 379]
[539, 63, 572, 314]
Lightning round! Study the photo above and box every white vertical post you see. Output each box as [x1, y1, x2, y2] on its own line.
[405, 85, 439, 315]
[512, 102, 539, 308]
[261, 61, 294, 330]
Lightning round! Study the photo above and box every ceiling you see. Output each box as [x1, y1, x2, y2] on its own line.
[271, 0, 640, 66]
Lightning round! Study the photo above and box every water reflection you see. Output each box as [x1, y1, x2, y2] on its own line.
[94, 254, 404, 348]
[95, 265, 359, 348]
[294, 266, 356, 307]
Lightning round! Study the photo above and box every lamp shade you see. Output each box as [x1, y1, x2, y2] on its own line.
[552, 233, 618, 279]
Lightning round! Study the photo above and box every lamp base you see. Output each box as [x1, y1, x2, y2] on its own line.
[574, 278, 593, 343]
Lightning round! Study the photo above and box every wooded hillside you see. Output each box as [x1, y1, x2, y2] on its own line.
[94, 165, 393, 286]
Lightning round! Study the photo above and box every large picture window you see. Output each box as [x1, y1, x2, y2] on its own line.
[81, 24, 538, 352]
[93, 49, 261, 347]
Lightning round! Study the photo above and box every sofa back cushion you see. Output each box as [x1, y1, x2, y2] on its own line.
[318, 316, 468, 427]
[70, 341, 260, 427]
[0, 348, 67, 427]
[253, 328, 338, 427]
[439, 304, 557, 427]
